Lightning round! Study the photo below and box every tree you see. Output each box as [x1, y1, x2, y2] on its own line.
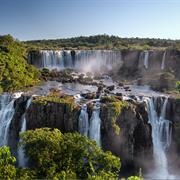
[0, 146, 16, 179]
[20, 128, 121, 179]
[176, 81, 180, 92]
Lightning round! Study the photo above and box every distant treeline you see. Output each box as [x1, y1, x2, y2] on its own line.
[24, 34, 180, 50]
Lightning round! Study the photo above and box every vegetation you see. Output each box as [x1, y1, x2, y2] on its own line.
[0, 35, 40, 92]
[150, 72, 177, 92]
[25, 34, 180, 50]
[0, 129, 143, 179]
[176, 81, 180, 92]
[19, 128, 120, 179]
[33, 93, 76, 109]
[101, 96, 128, 135]
[0, 147, 16, 179]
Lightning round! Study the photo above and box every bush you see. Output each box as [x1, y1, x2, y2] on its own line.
[20, 128, 121, 179]
[0, 146, 16, 179]
[0, 35, 40, 92]
[176, 81, 180, 92]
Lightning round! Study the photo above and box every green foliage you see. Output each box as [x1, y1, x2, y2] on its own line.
[20, 128, 121, 179]
[127, 176, 142, 180]
[101, 96, 128, 135]
[88, 170, 118, 180]
[41, 68, 50, 77]
[0, 35, 40, 92]
[150, 72, 176, 92]
[16, 168, 36, 180]
[176, 81, 180, 92]
[0, 146, 16, 179]
[24, 34, 180, 50]
[33, 93, 76, 109]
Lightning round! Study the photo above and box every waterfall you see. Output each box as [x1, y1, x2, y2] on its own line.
[18, 97, 32, 167]
[161, 51, 166, 70]
[0, 94, 15, 146]
[78, 102, 101, 145]
[145, 96, 173, 178]
[89, 103, 101, 145]
[78, 104, 89, 136]
[29, 50, 122, 72]
[144, 51, 149, 69]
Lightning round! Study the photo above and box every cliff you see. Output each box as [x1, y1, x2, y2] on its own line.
[7, 94, 180, 174]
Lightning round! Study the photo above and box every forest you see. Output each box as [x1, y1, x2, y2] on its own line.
[25, 34, 180, 50]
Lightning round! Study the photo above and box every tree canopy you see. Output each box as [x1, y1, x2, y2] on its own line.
[25, 34, 180, 51]
[20, 128, 121, 179]
[0, 35, 40, 92]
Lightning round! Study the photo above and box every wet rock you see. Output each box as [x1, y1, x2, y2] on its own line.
[137, 78, 143, 86]
[97, 85, 104, 93]
[104, 89, 110, 94]
[26, 97, 80, 133]
[100, 99, 152, 174]
[81, 92, 96, 99]
[118, 82, 124, 87]
[107, 85, 115, 91]
[124, 86, 130, 91]
[9, 95, 30, 156]
[116, 92, 123, 97]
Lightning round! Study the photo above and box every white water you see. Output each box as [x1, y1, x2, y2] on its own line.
[0, 94, 15, 146]
[29, 50, 122, 72]
[78, 102, 101, 145]
[89, 103, 101, 145]
[161, 51, 166, 70]
[144, 51, 149, 69]
[145, 96, 173, 179]
[18, 97, 32, 167]
[78, 104, 89, 136]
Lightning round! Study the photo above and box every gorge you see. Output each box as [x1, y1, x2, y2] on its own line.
[0, 35, 180, 179]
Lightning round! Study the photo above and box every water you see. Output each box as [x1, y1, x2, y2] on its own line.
[0, 94, 15, 146]
[29, 50, 122, 72]
[89, 103, 101, 145]
[161, 51, 166, 70]
[18, 97, 32, 167]
[144, 96, 173, 179]
[78, 104, 89, 136]
[30, 81, 98, 96]
[144, 51, 149, 69]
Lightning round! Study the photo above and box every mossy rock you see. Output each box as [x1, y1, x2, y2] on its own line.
[33, 93, 76, 110]
[101, 95, 128, 135]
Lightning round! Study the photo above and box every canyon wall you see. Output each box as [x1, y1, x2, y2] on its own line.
[5, 94, 180, 173]
[28, 49, 180, 79]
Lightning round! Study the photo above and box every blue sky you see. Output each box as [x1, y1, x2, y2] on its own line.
[0, 0, 180, 40]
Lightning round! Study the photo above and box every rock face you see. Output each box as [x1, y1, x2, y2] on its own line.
[100, 100, 153, 175]
[9, 95, 29, 156]
[28, 49, 180, 79]
[8, 94, 180, 174]
[166, 98, 180, 170]
[26, 100, 80, 133]
[119, 49, 180, 79]
[165, 97, 180, 150]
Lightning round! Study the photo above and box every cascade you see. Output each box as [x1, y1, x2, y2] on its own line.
[78, 104, 89, 136]
[29, 50, 122, 72]
[89, 102, 101, 145]
[144, 96, 173, 178]
[18, 97, 32, 167]
[0, 94, 16, 146]
[161, 51, 166, 70]
[144, 51, 149, 69]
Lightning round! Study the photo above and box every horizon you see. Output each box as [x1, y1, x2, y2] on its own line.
[1, 0, 180, 40]
[23, 34, 180, 42]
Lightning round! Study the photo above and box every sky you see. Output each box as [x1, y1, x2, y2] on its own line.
[0, 0, 180, 40]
